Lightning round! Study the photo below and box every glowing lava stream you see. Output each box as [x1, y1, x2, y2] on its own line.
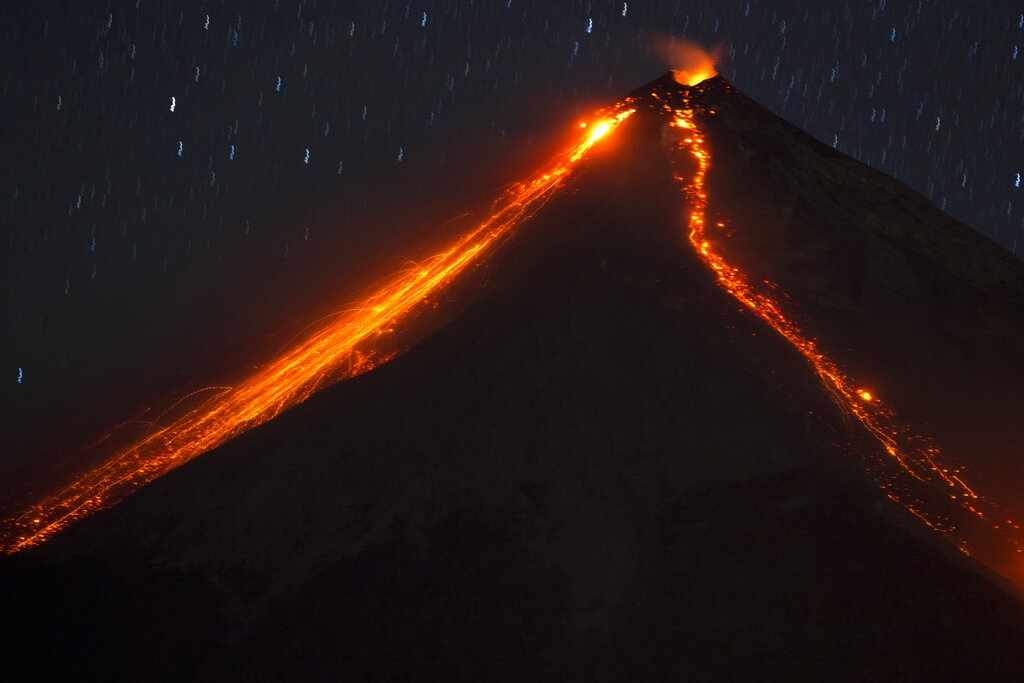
[668, 99, 1024, 565]
[0, 106, 635, 553]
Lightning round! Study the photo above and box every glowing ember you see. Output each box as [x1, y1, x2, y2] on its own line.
[0, 106, 634, 553]
[667, 92, 1024, 585]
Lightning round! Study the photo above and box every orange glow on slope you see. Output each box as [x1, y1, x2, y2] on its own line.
[667, 98, 1024, 582]
[0, 106, 635, 553]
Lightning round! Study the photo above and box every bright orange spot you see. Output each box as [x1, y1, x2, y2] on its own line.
[857, 389, 874, 402]
[588, 121, 613, 144]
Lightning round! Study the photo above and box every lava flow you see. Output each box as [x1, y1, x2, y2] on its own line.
[667, 86, 1024, 584]
[0, 106, 634, 553]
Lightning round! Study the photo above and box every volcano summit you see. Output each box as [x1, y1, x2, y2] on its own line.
[4, 74, 1024, 679]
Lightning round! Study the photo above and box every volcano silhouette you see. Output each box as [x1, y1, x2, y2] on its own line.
[5, 75, 1024, 680]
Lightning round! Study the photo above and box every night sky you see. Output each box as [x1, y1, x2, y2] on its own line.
[3, 1, 1023, 460]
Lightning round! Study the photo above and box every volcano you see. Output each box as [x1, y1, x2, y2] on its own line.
[4, 74, 1024, 679]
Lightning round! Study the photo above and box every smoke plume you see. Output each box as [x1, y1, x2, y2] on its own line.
[651, 35, 723, 86]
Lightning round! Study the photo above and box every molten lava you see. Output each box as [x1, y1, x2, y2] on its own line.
[666, 86, 1024, 586]
[0, 106, 634, 553]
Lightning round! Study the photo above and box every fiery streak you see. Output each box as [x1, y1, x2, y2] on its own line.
[0, 106, 634, 553]
[667, 93, 1024, 572]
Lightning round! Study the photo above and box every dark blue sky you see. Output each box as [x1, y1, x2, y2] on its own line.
[2, 1, 1022, 445]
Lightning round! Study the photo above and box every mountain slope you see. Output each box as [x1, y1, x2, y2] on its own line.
[694, 76, 1024, 509]
[5, 75, 1024, 680]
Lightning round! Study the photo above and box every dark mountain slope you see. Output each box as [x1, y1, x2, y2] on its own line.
[692, 76, 1024, 508]
[4, 77, 1024, 680]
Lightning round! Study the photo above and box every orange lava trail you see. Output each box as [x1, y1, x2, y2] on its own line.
[667, 95, 1024, 567]
[0, 106, 635, 553]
